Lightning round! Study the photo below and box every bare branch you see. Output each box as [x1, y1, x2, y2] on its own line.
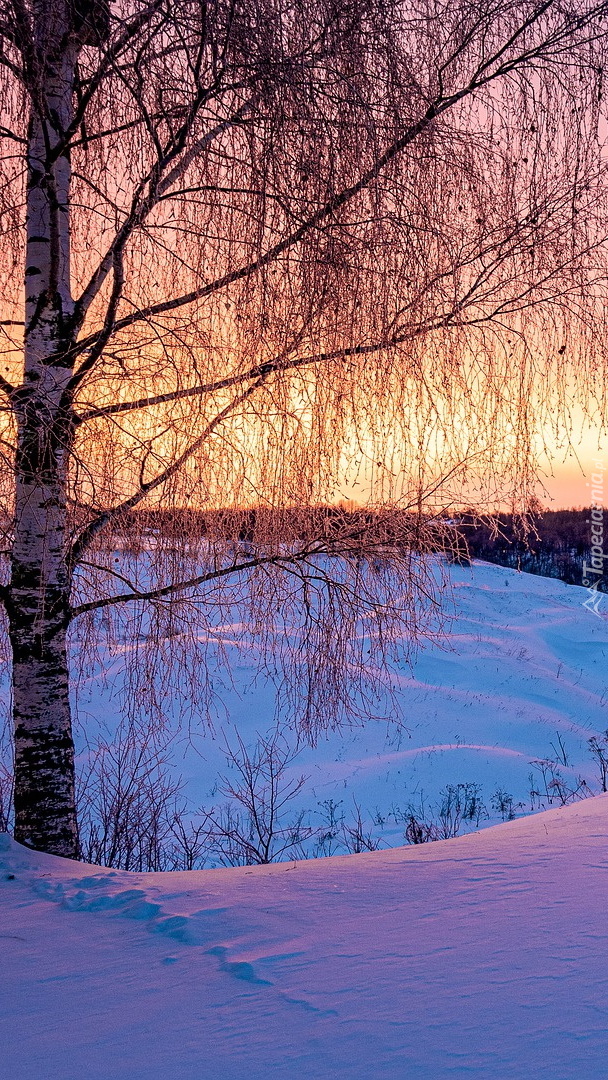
[70, 552, 303, 617]
[71, 95, 258, 330]
[67, 1, 601, 362]
[70, 376, 265, 563]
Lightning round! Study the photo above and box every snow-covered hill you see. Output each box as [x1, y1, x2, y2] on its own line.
[3, 795, 608, 1078]
[76, 559, 608, 848]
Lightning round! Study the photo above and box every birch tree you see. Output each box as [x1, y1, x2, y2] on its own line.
[1, 0, 608, 856]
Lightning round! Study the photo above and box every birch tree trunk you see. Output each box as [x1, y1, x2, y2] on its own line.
[8, 1, 79, 857]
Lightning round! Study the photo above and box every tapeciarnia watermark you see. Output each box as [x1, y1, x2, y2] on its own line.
[582, 459, 606, 617]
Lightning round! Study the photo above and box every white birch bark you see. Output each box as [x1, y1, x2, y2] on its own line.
[9, 0, 79, 856]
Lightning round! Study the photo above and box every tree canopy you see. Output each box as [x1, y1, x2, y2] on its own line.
[2, 0, 608, 853]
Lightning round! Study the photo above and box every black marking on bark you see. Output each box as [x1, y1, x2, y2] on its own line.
[27, 168, 44, 189]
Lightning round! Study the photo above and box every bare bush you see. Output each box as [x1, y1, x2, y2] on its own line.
[72, 725, 608, 870]
[314, 799, 345, 858]
[199, 728, 315, 866]
[76, 723, 383, 869]
[528, 759, 591, 810]
[404, 783, 488, 844]
[167, 817, 209, 872]
[588, 732, 608, 792]
[491, 789, 518, 823]
[405, 814, 441, 845]
[438, 783, 487, 836]
[341, 801, 383, 854]
[77, 724, 187, 871]
[314, 797, 383, 855]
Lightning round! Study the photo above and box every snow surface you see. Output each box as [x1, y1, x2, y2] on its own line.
[74, 559, 608, 845]
[3, 563, 608, 1076]
[3, 796, 608, 1079]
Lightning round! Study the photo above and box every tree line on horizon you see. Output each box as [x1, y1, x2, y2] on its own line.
[85, 503, 603, 594]
[459, 508, 605, 591]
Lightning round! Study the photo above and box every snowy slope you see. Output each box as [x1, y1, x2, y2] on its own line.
[3, 795, 608, 1079]
[75, 559, 608, 845]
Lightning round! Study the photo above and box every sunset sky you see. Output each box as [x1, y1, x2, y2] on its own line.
[535, 414, 606, 509]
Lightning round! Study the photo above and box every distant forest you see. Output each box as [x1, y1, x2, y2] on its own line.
[460, 509, 605, 592]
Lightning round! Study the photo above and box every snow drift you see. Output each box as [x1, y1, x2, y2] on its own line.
[2, 794, 608, 1079]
